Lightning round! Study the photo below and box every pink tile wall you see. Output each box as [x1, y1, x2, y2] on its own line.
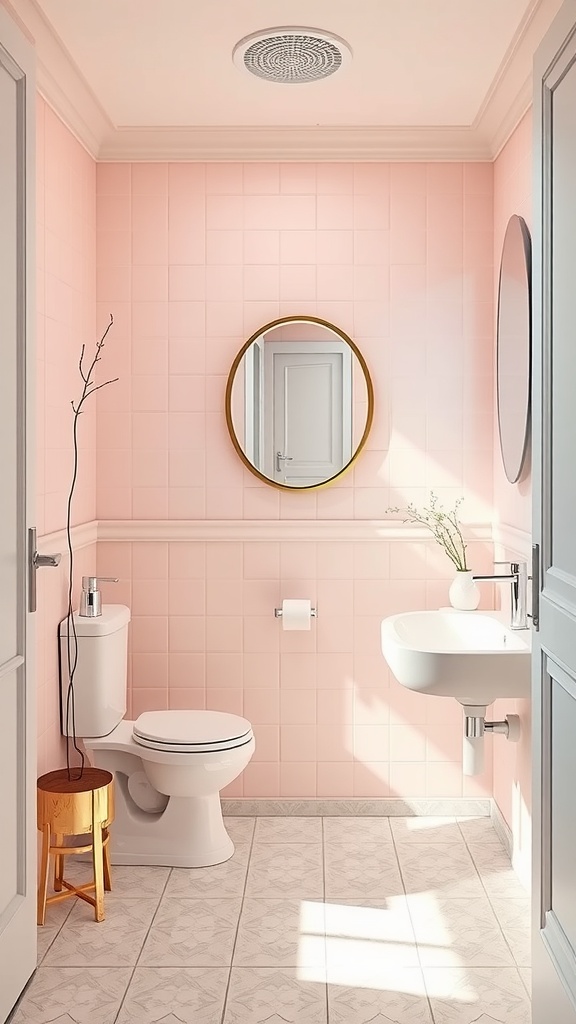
[492, 111, 532, 868]
[36, 97, 98, 773]
[93, 158, 497, 799]
[493, 111, 532, 535]
[96, 161, 494, 524]
[98, 537, 495, 798]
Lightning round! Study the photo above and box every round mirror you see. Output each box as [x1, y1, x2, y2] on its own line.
[225, 316, 374, 490]
[497, 215, 532, 484]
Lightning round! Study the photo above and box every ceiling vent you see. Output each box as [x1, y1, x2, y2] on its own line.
[233, 27, 352, 84]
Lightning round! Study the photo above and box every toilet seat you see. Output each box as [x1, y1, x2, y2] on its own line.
[132, 710, 253, 754]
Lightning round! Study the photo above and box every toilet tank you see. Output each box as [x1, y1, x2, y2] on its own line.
[59, 604, 131, 738]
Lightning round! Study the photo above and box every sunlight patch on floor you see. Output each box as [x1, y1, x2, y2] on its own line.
[296, 897, 477, 998]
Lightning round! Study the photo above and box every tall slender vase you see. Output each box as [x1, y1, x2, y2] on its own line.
[448, 570, 480, 611]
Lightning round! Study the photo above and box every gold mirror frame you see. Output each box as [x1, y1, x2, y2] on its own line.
[225, 315, 375, 491]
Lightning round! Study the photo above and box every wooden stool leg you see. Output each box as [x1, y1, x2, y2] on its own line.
[102, 829, 112, 892]
[53, 834, 64, 892]
[92, 818, 105, 922]
[37, 823, 51, 926]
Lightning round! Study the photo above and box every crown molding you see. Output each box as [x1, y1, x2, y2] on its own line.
[99, 124, 493, 162]
[5, 0, 560, 160]
[474, 0, 563, 158]
[8, 0, 112, 156]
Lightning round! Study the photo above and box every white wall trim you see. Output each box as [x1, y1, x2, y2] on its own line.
[492, 522, 532, 559]
[6, 0, 559, 160]
[491, 798, 514, 857]
[37, 519, 97, 552]
[97, 519, 493, 544]
[40, 517, 527, 552]
[222, 797, 492, 817]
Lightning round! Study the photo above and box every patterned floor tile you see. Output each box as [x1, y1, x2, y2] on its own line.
[322, 816, 393, 844]
[254, 816, 323, 844]
[407, 895, 515, 967]
[116, 966, 229, 1023]
[223, 967, 327, 1023]
[234, 898, 326, 967]
[325, 897, 419, 979]
[140, 897, 242, 966]
[165, 844, 250, 898]
[396, 843, 485, 899]
[519, 967, 531, 996]
[36, 902, 74, 964]
[491, 899, 531, 966]
[457, 817, 505, 846]
[15, 817, 531, 1024]
[328, 967, 433, 1024]
[224, 817, 256, 845]
[245, 844, 324, 898]
[390, 818, 464, 845]
[423, 966, 531, 1023]
[324, 843, 404, 900]
[466, 845, 529, 899]
[60, 860, 171, 899]
[43, 897, 158, 967]
[10, 967, 131, 1023]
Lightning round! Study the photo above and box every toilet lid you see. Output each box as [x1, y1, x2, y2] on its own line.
[132, 710, 253, 753]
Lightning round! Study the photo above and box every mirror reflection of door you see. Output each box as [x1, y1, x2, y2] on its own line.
[227, 315, 373, 490]
[261, 341, 352, 486]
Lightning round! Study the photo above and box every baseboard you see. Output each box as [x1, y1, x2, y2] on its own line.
[490, 799, 513, 857]
[222, 797, 492, 817]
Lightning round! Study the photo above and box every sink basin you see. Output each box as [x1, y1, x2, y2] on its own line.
[381, 610, 531, 705]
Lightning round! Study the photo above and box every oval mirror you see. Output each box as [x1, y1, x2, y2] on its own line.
[225, 316, 374, 490]
[497, 214, 532, 484]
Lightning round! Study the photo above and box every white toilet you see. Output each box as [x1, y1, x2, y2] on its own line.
[59, 604, 255, 867]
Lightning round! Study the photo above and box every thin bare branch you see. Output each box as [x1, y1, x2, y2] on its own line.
[385, 492, 468, 571]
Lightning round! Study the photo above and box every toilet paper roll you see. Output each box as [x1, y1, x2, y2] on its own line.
[281, 598, 312, 631]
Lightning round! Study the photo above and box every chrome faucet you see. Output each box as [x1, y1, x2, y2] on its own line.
[472, 561, 528, 630]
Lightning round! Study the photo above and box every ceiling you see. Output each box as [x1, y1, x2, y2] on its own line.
[15, 0, 563, 158]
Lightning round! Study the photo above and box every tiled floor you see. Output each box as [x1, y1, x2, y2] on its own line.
[12, 816, 531, 1024]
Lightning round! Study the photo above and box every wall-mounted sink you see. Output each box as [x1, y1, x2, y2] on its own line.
[381, 610, 531, 706]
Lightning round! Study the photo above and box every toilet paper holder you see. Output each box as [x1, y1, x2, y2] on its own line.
[274, 606, 317, 618]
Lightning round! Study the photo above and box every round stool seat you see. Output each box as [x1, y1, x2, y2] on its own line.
[132, 710, 253, 753]
[37, 767, 115, 924]
[37, 767, 114, 833]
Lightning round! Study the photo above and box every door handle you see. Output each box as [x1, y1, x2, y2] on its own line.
[28, 527, 62, 613]
[530, 542, 540, 631]
[276, 451, 293, 473]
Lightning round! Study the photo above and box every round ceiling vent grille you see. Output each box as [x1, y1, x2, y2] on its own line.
[233, 27, 352, 84]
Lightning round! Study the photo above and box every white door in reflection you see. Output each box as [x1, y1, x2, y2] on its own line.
[263, 341, 352, 486]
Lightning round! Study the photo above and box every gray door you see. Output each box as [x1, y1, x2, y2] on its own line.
[532, 2, 576, 1020]
[0, 8, 37, 1021]
[264, 340, 352, 486]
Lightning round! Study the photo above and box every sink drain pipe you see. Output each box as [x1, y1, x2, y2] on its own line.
[462, 705, 521, 776]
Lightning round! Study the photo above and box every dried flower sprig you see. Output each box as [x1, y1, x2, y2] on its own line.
[64, 314, 118, 780]
[385, 492, 468, 572]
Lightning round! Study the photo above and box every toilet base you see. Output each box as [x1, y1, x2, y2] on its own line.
[109, 774, 235, 868]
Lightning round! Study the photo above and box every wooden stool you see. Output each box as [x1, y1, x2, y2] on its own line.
[37, 767, 114, 925]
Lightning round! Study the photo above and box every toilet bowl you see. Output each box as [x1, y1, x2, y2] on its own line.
[60, 605, 255, 868]
[86, 712, 255, 867]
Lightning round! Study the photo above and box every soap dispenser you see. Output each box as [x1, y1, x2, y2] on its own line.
[79, 576, 119, 617]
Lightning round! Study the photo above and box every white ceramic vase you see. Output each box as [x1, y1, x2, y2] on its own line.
[448, 570, 480, 611]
